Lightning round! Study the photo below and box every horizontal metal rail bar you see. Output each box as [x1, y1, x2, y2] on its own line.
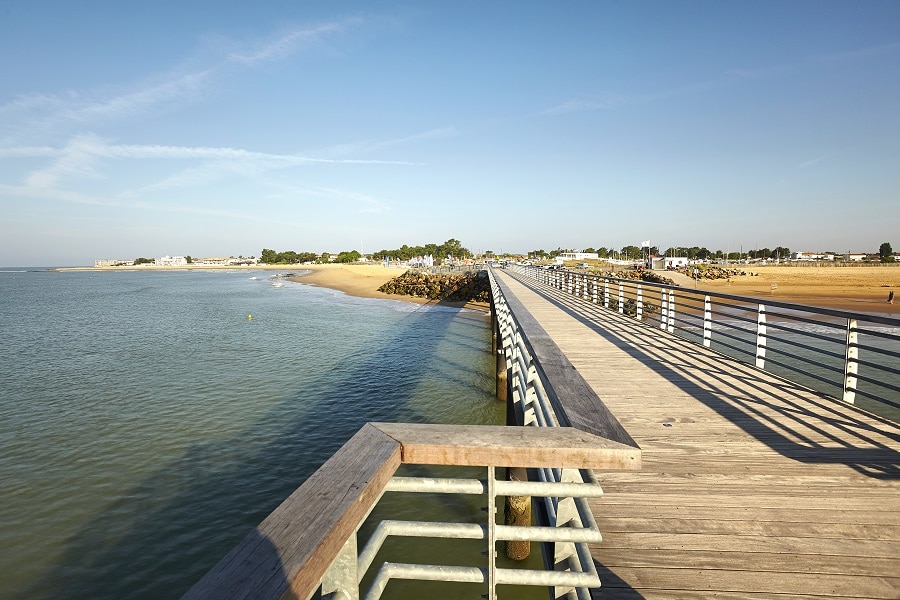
[763, 340, 846, 364]
[858, 326, 900, 342]
[853, 387, 900, 410]
[857, 357, 900, 376]
[764, 356, 843, 388]
[385, 477, 485, 494]
[855, 372, 900, 395]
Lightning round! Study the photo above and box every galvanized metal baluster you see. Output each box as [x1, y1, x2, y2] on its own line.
[552, 468, 582, 600]
[660, 289, 667, 330]
[755, 304, 767, 369]
[487, 466, 497, 600]
[591, 278, 598, 304]
[603, 281, 609, 309]
[636, 284, 643, 320]
[523, 360, 539, 426]
[703, 295, 712, 347]
[321, 536, 359, 600]
[843, 318, 858, 404]
[667, 290, 675, 333]
[618, 283, 624, 314]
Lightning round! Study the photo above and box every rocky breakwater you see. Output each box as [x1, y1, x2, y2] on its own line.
[595, 269, 677, 286]
[679, 266, 750, 280]
[378, 270, 491, 304]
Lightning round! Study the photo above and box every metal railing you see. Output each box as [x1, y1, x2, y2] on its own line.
[183, 423, 639, 600]
[184, 271, 641, 600]
[508, 264, 900, 418]
[488, 268, 640, 599]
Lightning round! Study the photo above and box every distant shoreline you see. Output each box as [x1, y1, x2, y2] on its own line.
[52, 263, 900, 316]
[55, 263, 491, 313]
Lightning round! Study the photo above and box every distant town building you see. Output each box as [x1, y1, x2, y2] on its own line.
[197, 257, 230, 265]
[558, 252, 600, 261]
[158, 255, 188, 266]
[791, 252, 835, 261]
[843, 253, 867, 262]
[94, 259, 134, 267]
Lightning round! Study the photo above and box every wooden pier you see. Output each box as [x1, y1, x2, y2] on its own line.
[492, 268, 900, 599]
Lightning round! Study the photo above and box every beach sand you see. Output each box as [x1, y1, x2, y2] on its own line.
[681, 265, 900, 314]
[63, 262, 900, 315]
[288, 263, 490, 311]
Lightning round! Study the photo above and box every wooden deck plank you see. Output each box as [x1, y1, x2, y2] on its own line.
[493, 269, 900, 600]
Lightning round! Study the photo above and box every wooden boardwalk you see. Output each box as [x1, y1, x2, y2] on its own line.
[493, 269, 900, 600]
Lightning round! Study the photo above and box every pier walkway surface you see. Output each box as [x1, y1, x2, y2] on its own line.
[492, 268, 900, 600]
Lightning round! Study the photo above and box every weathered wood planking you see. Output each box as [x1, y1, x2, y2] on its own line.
[493, 269, 900, 600]
[372, 422, 640, 470]
[183, 422, 642, 599]
[182, 423, 402, 600]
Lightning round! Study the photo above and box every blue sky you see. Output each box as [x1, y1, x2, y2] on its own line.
[1, 1, 898, 266]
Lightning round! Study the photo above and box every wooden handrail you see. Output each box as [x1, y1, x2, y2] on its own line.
[182, 423, 640, 600]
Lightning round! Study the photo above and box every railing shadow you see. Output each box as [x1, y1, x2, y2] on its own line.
[501, 269, 900, 480]
[17, 304, 492, 600]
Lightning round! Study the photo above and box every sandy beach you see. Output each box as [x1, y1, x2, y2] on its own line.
[685, 265, 900, 315]
[288, 263, 490, 311]
[62, 262, 900, 315]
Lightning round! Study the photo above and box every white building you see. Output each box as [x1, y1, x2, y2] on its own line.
[792, 252, 835, 261]
[558, 252, 600, 261]
[158, 255, 188, 266]
[843, 253, 867, 262]
[94, 259, 133, 267]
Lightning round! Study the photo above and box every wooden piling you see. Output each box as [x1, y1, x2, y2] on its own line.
[504, 466, 531, 560]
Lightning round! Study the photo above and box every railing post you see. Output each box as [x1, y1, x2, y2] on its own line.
[636, 284, 643, 321]
[756, 304, 767, 369]
[583, 274, 589, 301]
[552, 467, 583, 600]
[703, 295, 712, 348]
[487, 466, 497, 600]
[523, 359, 539, 426]
[667, 290, 675, 333]
[843, 318, 858, 404]
[618, 283, 624, 314]
[603, 280, 609, 309]
[592, 278, 598, 304]
[660, 289, 667, 330]
[567, 273, 573, 296]
[320, 536, 359, 600]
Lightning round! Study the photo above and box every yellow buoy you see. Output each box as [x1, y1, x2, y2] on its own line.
[248, 314, 253, 320]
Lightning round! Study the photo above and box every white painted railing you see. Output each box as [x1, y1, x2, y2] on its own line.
[508, 264, 900, 417]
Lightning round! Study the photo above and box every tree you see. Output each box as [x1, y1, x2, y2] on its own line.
[879, 242, 894, 262]
[260, 248, 277, 264]
[620, 245, 640, 260]
[185, 255, 193, 264]
[335, 250, 361, 263]
[134, 257, 154, 265]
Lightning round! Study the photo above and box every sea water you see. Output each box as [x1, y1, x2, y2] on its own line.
[0, 269, 539, 599]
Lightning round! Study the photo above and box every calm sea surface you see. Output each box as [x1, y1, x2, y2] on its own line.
[0, 269, 525, 599]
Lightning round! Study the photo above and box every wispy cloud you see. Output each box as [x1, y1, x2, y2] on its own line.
[0, 71, 213, 137]
[318, 127, 457, 157]
[542, 96, 621, 115]
[11, 135, 418, 199]
[266, 184, 391, 214]
[816, 41, 900, 66]
[1, 17, 362, 139]
[227, 18, 362, 65]
[797, 158, 823, 169]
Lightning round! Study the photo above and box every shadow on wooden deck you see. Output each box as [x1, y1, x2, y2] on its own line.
[506, 271, 900, 480]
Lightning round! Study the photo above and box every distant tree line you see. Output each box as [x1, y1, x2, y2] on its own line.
[371, 238, 472, 262]
[527, 245, 793, 261]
